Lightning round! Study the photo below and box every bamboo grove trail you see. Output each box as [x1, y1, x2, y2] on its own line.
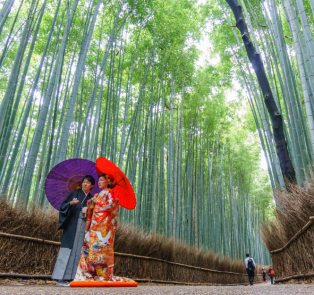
[0, 282, 313, 294]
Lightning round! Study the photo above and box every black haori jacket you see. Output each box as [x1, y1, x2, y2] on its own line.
[59, 189, 93, 249]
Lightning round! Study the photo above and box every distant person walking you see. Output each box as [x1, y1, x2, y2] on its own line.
[262, 267, 267, 282]
[269, 265, 274, 284]
[245, 253, 256, 285]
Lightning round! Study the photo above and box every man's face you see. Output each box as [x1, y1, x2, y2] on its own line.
[82, 179, 94, 192]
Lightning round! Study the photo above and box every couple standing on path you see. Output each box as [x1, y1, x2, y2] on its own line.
[51, 173, 134, 286]
[262, 266, 274, 284]
[245, 254, 275, 285]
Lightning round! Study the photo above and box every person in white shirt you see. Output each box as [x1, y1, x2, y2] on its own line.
[245, 253, 256, 285]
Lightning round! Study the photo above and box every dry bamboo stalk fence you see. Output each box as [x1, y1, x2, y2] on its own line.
[274, 273, 314, 283]
[0, 231, 263, 284]
[0, 273, 265, 286]
[270, 216, 314, 282]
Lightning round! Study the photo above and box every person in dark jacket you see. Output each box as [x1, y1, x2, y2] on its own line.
[262, 267, 267, 282]
[245, 253, 256, 285]
[51, 175, 95, 286]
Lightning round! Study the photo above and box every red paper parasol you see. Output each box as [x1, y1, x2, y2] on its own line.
[45, 159, 101, 210]
[96, 157, 136, 210]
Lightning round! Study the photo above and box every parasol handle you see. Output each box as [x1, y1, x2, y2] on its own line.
[88, 198, 96, 209]
[114, 177, 125, 186]
[89, 195, 99, 209]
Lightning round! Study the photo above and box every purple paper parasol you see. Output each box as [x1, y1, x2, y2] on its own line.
[45, 158, 101, 211]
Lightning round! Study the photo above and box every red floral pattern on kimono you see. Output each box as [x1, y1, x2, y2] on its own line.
[74, 189, 120, 281]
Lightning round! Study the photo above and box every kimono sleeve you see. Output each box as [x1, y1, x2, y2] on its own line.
[58, 192, 74, 230]
[85, 194, 97, 231]
[94, 190, 118, 213]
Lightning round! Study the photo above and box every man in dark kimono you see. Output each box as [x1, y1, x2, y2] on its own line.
[52, 175, 95, 286]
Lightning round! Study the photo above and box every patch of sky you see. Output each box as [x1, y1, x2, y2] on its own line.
[260, 150, 268, 170]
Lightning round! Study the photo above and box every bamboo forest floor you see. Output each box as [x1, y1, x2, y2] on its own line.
[0, 281, 313, 294]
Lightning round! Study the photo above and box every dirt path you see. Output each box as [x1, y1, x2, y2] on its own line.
[0, 282, 312, 294]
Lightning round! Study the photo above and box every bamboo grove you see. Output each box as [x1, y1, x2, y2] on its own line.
[0, 0, 272, 264]
[213, 0, 314, 193]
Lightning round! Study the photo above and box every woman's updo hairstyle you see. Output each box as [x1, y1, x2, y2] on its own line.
[98, 173, 116, 189]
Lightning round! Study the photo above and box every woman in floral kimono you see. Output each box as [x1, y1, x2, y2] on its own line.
[74, 173, 132, 282]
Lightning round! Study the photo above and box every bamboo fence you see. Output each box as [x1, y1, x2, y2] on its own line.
[0, 232, 263, 284]
[270, 216, 314, 282]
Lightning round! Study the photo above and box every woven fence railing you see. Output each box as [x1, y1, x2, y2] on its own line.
[0, 231, 262, 284]
[270, 216, 314, 282]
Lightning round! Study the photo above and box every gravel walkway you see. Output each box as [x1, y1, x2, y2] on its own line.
[0, 282, 313, 294]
